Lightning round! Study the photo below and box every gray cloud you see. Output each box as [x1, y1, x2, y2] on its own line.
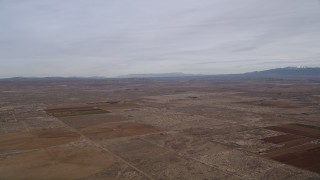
[0, 0, 320, 77]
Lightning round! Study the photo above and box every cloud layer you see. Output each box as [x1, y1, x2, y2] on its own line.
[1, 0, 320, 77]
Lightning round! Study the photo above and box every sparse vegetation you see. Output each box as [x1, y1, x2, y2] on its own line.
[0, 78, 320, 179]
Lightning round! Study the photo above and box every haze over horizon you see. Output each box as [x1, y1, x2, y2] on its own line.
[1, 0, 320, 78]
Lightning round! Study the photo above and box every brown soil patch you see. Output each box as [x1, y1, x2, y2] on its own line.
[263, 124, 320, 173]
[263, 134, 303, 144]
[93, 102, 141, 111]
[264, 143, 320, 173]
[0, 146, 114, 179]
[47, 102, 140, 110]
[45, 102, 140, 117]
[80, 122, 157, 140]
[263, 134, 314, 148]
[280, 137, 314, 148]
[0, 128, 80, 151]
[264, 143, 320, 159]
[266, 124, 320, 139]
[46, 106, 110, 117]
[46, 103, 92, 109]
[238, 100, 299, 108]
[59, 114, 129, 129]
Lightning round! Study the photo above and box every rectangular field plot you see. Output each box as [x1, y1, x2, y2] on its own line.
[45, 106, 110, 117]
[45, 102, 140, 117]
[80, 122, 157, 140]
[265, 124, 320, 139]
[44, 102, 155, 140]
[262, 123, 320, 173]
[88, 102, 141, 111]
[59, 114, 129, 129]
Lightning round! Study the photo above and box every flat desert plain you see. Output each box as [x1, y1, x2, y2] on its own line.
[0, 77, 320, 179]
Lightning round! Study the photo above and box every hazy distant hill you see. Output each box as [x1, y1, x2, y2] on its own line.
[117, 67, 320, 79]
[0, 76, 106, 81]
[2, 67, 320, 80]
[243, 67, 320, 77]
[117, 72, 203, 78]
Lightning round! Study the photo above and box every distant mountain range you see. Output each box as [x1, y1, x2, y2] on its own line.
[242, 67, 320, 77]
[116, 72, 203, 78]
[1, 67, 320, 80]
[117, 67, 320, 78]
[1, 76, 107, 81]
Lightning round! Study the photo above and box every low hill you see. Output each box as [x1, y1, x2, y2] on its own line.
[116, 72, 203, 78]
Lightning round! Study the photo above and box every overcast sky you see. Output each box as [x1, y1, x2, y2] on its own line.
[0, 0, 320, 77]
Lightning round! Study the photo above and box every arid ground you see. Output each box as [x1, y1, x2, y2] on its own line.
[0, 77, 320, 179]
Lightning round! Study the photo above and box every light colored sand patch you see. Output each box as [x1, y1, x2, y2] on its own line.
[80, 122, 157, 140]
[0, 128, 80, 152]
[0, 146, 115, 179]
[59, 113, 129, 129]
